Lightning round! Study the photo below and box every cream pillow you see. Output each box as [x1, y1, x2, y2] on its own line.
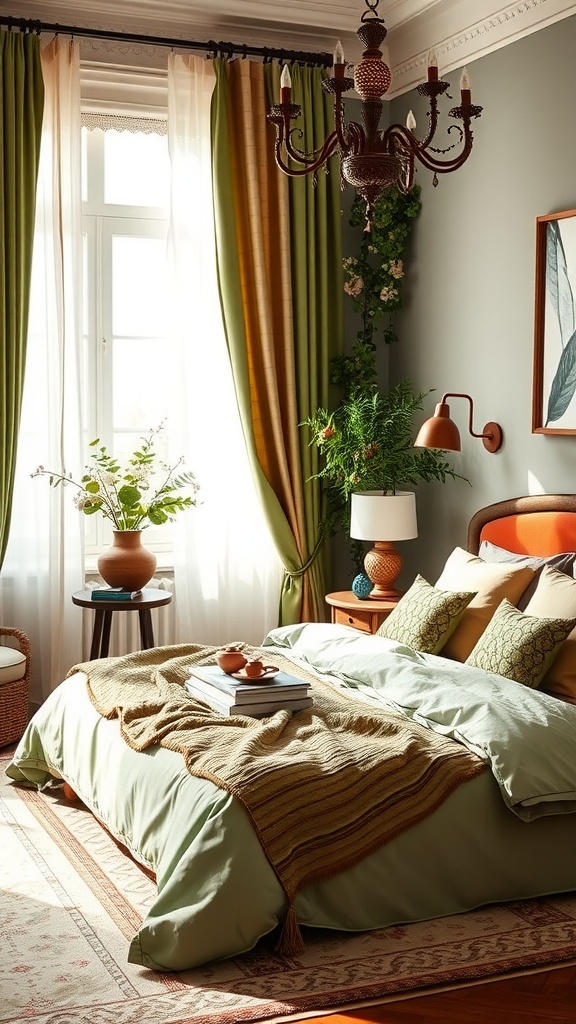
[524, 567, 576, 702]
[435, 547, 536, 661]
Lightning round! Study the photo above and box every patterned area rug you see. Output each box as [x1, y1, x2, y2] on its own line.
[2, 752, 576, 1024]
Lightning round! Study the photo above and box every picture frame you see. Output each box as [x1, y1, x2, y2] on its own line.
[533, 208, 576, 434]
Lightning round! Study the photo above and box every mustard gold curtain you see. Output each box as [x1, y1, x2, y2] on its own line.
[0, 30, 44, 568]
[211, 58, 342, 625]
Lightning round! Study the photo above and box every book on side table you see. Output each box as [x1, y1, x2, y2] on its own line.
[91, 588, 143, 601]
[186, 664, 313, 717]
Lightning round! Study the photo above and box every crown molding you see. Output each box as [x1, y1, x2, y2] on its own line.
[386, 0, 576, 98]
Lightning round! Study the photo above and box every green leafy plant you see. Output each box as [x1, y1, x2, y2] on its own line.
[32, 424, 199, 530]
[307, 380, 458, 504]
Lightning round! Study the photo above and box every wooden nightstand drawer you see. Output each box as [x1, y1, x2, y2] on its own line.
[325, 591, 401, 635]
[333, 606, 374, 633]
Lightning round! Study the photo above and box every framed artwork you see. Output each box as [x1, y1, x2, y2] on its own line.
[533, 208, 576, 434]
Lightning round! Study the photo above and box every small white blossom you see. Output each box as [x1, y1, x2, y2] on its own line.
[344, 276, 364, 297]
[379, 285, 398, 303]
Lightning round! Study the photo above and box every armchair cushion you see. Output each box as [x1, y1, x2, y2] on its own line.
[0, 645, 27, 686]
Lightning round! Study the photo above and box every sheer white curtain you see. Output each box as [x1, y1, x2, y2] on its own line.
[167, 55, 283, 644]
[0, 37, 84, 706]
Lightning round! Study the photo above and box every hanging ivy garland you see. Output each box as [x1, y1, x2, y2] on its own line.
[332, 184, 422, 394]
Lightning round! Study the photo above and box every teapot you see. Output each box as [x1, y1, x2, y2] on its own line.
[216, 645, 247, 674]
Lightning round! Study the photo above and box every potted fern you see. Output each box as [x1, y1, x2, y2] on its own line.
[304, 379, 459, 592]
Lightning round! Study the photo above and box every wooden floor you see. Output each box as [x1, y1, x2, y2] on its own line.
[308, 964, 576, 1023]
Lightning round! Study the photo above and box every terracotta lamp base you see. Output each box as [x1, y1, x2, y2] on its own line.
[364, 541, 403, 599]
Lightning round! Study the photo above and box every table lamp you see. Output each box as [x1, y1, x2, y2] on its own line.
[350, 491, 418, 599]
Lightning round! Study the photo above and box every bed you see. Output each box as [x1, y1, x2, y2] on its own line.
[6, 495, 576, 972]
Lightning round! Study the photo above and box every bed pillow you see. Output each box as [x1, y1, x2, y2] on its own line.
[376, 574, 476, 654]
[435, 547, 536, 662]
[465, 598, 576, 688]
[524, 567, 576, 702]
[478, 540, 576, 609]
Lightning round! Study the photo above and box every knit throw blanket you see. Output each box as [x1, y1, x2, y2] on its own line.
[73, 643, 487, 954]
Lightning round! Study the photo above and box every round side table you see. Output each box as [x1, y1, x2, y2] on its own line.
[72, 588, 173, 660]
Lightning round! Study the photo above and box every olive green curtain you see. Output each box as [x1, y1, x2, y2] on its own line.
[0, 30, 44, 569]
[211, 58, 342, 625]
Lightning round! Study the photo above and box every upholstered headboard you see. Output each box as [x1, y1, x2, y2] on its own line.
[467, 494, 576, 557]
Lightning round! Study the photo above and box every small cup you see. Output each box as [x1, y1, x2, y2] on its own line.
[244, 658, 265, 678]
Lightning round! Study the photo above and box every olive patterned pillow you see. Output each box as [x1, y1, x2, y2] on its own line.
[465, 598, 576, 688]
[377, 574, 476, 655]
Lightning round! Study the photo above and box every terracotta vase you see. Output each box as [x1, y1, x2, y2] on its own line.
[97, 530, 157, 592]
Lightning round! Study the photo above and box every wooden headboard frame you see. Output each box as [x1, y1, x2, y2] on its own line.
[467, 494, 576, 557]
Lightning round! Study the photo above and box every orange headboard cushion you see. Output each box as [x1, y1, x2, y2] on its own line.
[480, 512, 576, 556]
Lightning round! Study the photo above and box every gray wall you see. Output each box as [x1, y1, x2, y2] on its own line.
[384, 15, 576, 589]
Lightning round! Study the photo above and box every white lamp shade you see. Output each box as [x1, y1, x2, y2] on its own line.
[350, 491, 418, 542]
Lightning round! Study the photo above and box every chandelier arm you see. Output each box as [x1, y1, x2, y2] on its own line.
[418, 95, 440, 150]
[414, 128, 474, 175]
[273, 136, 340, 177]
[385, 122, 474, 177]
[342, 119, 364, 155]
[283, 128, 341, 168]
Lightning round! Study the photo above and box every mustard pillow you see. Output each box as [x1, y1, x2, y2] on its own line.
[524, 567, 576, 702]
[435, 547, 536, 661]
[376, 574, 476, 654]
[465, 598, 576, 688]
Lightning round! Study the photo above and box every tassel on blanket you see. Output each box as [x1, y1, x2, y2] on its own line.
[275, 903, 306, 957]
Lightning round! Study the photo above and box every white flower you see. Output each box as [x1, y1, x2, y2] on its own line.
[389, 260, 404, 280]
[344, 276, 364, 297]
[73, 492, 99, 512]
[379, 285, 398, 302]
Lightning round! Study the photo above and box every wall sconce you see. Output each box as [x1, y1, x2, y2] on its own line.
[414, 393, 503, 454]
[350, 491, 418, 599]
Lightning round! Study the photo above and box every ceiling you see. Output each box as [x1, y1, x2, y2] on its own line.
[6, 0, 576, 96]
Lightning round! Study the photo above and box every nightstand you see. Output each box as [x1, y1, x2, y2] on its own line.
[72, 588, 172, 660]
[325, 591, 401, 635]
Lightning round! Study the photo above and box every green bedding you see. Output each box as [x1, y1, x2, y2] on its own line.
[7, 622, 576, 971]
[264, 623, 576, 818]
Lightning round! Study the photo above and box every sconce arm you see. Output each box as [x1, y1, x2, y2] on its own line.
[440, 393, 503, 453]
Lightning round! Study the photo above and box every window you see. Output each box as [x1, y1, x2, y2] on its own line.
[82, 126, 176, 558]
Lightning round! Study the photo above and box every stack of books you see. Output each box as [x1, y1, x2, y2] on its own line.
[185, 665, 313, 717]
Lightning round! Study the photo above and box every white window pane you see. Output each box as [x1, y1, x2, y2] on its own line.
[112, 236, 167, 337]
[112, 339, 173, 429]
[104, 131, 169, 207]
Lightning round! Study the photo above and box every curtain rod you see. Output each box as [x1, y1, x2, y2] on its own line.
[0, 15, 332, 67]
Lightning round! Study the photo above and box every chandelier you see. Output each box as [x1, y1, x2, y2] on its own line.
[267, 0, 482, 221]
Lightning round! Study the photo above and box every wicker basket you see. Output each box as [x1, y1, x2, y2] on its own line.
[0, 627, 31, 748]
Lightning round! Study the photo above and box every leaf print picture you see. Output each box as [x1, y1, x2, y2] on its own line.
[533, 208, 576, 434]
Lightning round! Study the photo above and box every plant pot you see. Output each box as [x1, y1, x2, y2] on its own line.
[97, 530, 157, 592]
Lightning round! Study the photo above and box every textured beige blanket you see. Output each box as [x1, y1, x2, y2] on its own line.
[74, 643, 487, 952]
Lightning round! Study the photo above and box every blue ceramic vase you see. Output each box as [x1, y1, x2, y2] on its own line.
[351, 572, 372, 600]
